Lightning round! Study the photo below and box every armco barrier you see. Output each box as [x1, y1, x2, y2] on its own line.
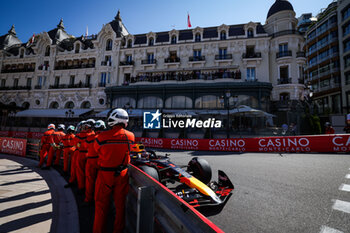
[137, 134, 350, 153]
[126, 165, 224, 233]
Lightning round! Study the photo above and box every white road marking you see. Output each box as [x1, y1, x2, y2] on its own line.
[332, 200, 350, 214]
[320, 226, 343, 233]
[339, 184, 350, 192]
[346, 174, 350, 179]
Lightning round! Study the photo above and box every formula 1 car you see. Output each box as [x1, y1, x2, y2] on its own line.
[130, 144, 234, 216]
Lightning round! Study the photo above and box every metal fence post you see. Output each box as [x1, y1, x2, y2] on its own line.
[136, 186, 154, 233]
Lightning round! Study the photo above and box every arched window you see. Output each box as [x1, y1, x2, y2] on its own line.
[127, 39, 132, 48]
[106, 39, 112, 51]
[49, 101, 59, 109]
[45, 46, 50, 56]
[81, 101, 91, 109]
[195, 95, 221, 109]
[220, 31, 226, 40]
[75, 43, 80, 53]
[65, 101, 75, 109]
[279, 93, 290, 101]
[247, 29, 254, 38]
[22, 102, 30, 109]
[113, 97, 136, 108]
[149, 37, 154, 46]
[165, 96, 192, 109]
[171, 35, 177, 44]
[20, 49, 24, 58]
[195, 33, 201, 42]
[138, 96, 163, 108]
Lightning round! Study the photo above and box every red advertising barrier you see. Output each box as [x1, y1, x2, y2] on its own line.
[136, 135, 350, 153]
[0, 137, 27, 157]
[0, 131, 349, 153]
[0, 131, 44, 139]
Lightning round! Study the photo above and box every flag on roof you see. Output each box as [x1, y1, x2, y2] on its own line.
[187, 13, 192, 28]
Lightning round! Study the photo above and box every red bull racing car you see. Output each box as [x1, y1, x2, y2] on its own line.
[130, 144, 234, 216]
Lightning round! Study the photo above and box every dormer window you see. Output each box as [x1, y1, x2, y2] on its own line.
[220, 31, 226, 40]
[149, 37, 154, 46]
[106, 39, 112, 51]
[75, 43, 80, 53]
[248, 29, 254, 38]
[127, 39, 132, 48]
[45, 46, 50, 56]
[195, 33, 201, 42]
[171, 35, 177, 44]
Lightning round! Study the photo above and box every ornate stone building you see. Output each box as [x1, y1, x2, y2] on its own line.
[0, 0, 306, 128]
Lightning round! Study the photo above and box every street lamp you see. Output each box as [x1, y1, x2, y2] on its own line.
[65, 109, 75, 125]
[221, 90, 239, 139]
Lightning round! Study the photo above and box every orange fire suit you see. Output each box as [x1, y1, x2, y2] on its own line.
[84, 132, 99, 202]
[47, 130, 66, 166]
[93, 126, 135, 233]
[76, 130, 94, 190]
[69, 135, 81, 184]
[38, 129, 55, 167]
[62, 132, 76, 172]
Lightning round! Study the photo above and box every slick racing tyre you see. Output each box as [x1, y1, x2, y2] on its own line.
[139, 166, 160, 181]
[187, 157, 212, 184]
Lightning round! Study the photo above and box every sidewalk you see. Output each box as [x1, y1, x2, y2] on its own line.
[0, 154, 79, 233]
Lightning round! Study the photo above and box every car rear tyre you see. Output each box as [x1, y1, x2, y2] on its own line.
[139, 166, 159, 181]
[187, 157, 212, 184]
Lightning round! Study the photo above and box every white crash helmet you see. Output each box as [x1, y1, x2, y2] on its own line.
[107, 108, 129, 127]
[67, 125, 75, 133]
[95, 120, 106, 130]
[57, 124, 65, 131]
[85, 119, 96, 128]
[47, 124, 55, 130]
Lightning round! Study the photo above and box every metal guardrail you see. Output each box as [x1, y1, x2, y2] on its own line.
[126, 165, 223, 233]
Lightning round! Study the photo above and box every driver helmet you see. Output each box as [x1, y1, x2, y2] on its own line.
[47, 124, 55, 130]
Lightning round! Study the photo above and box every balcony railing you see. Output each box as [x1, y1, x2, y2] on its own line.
[1, 68, 35, 73]
[189, 56, 205, 62]
[242, 52, 261, 59]
[49, 83, 92, 89]
[296, 51, 306, 58]
[164, 57, 180, 63]
[314, 82, 341, 93]
[277, 78, 292, 84]
[215, 54, 232, 60]
[270, 30, 302, 38]
[276, 51, 292, 58]
[119, 61, 134, 66]
[0, 86, 31, 90]
[141, 59, 157, 64]
[54, 64, 95, 70]
[101, 61, 112, 66]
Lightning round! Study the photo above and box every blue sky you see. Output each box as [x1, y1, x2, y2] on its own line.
[1, 0, 330, 42]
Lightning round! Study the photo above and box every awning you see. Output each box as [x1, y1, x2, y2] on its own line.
[15, 109, 93, 118]
[95, 109, 144, 118]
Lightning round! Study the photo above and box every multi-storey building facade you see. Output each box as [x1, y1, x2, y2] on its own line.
[0, 0, 306, 135]
[305, 0, 350, 125]
[338, 0, 350, 114]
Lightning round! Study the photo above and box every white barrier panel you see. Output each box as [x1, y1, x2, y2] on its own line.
[126, 165, 224, 233]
